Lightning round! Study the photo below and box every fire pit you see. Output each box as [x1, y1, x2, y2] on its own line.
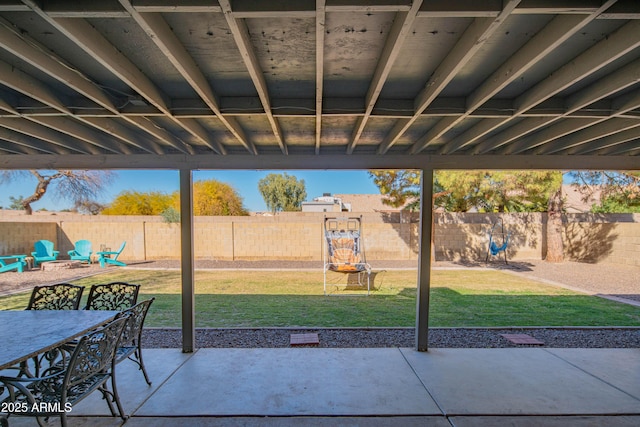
[41, 260, 83, 271]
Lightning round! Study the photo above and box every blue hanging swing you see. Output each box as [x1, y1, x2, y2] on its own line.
[486, 218, 510, 264]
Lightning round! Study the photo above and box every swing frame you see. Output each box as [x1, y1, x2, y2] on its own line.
[485, 217, 509, 264]
[323, 216, 372, 296]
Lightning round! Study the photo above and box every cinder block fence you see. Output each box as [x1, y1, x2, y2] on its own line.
[0, 211, 638, 268]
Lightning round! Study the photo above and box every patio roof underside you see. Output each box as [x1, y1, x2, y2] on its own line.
[0, 0, 638, 171]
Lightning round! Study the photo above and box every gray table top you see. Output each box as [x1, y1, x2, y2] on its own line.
[0, 310, 120, 370]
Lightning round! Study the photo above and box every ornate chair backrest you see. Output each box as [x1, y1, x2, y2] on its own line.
[63, 317, 127, 391]
[115, 298, 155, 350]
[27, 284, 84, 310]
[85, 282, 140, 310]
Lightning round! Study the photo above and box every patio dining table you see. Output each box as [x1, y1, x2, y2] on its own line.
[0, 310, 120, 371]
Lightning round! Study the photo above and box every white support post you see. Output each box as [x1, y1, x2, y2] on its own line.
[180, 169, 195, 353]
[416, 169, 434, 351]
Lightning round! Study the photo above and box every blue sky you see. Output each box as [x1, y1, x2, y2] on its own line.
[0, 170, 381, 212]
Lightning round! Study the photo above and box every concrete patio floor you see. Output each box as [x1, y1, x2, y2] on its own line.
[5, 347, 640, 427]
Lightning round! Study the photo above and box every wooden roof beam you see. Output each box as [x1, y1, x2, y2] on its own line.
[0, 50, 163, 154]
[377, 0, 521, 154]
[315, 0, 326, 155]
[11, 0, 628, 17]
[514, 22, 640, 116]
[1, 152, 637, 171]
[0, 16, 170, 154]
[347, 0, 422, 154]
[433, 1, 618, 155]
[599, 138, 640, 155]
[473, 18, 640, 155]
[22, 0, 207, 155]
[0, 18, 118, 113]
[0, 139, 37, 154]
[543, 119, 640, 155]
[561, 88, 640, 154]
[512, 66, 640, 155]
[219, 0, 286, 155]
[0, 117, 96, 154]
[0, 126, 63, 154]
[28, 116, 133, 154]
[119, 2, 252, 155]
[497, 22, 640, 155]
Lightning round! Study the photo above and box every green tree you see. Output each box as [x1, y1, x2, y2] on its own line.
[368, 170, 422, 210]
[192, 179, 248, 216]
[475, 171, 562, 212]
[571, 171, 640, 213]
[102, 179, 248, 216]
[102, 191, 173, 215]
[433, 171, 485, 212]
[0, 170, 114, 215]
[368, 170, 561, 213]
[258, 173, 307, 213]
[160, 206, 181, 223]
[8, 195, 25, 210]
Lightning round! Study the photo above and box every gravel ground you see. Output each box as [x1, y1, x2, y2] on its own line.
[2, 259, 638, 348]
[0, 263, 107, 296]
[141, 327, 640, 349]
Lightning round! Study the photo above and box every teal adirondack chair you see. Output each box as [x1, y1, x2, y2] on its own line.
[68, 240, 93, 264]
[0, 255, 26, 273]
[97, 242, 127, 268]
[31, 240, 59, 267]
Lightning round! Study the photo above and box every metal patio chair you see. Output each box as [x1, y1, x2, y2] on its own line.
[26, 284, 84, 311]
[85, 282, 140, 311]
[114, 298, 155, 386]
[0, 317, 128, 427]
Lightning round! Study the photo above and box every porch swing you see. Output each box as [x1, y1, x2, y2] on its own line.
[323, 216, 372, 296]
[485, 217, 510, 264]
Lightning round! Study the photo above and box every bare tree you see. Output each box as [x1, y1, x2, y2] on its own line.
[0, 170, 114, 215]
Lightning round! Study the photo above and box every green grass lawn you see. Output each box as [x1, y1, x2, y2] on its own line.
[1, 269, 638, 328]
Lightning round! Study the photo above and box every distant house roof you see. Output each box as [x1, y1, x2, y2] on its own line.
[563, 185, 600, 213]
[333, 194, 407, 213]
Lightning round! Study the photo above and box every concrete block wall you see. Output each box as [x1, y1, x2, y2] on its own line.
[0, 222, 57, 255]
[233, 221, 321, 261]
[435, 213, 544, 261]
[144, 222, 180, 260]
[563, 214, 640, 267]
[59, 220, 143, 261]
[363, 223, 417, 260]
[0, 211, 638, 267]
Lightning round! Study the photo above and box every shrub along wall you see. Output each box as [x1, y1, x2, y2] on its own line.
[0, 211, 638, 267]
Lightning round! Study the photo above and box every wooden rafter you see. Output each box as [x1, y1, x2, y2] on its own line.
[315, 0, 325, 155]
[434, 5, 618, 155]
[118, 1, 253, 155]
[346, 0, 422, 154]
[218, 0, 286, 155]
[377, 0, 521, 154]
